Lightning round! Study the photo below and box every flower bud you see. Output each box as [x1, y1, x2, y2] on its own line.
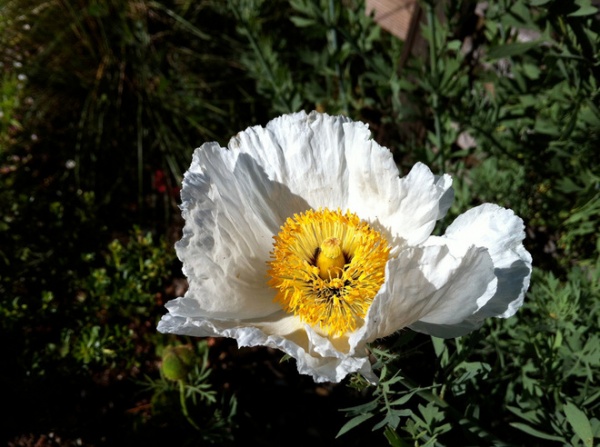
[161, 345, 195, 381]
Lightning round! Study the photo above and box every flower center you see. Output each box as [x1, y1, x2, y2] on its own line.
[268, 208, 390, 337]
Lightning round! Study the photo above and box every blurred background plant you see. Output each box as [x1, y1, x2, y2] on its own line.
[1, 0, 598, 445]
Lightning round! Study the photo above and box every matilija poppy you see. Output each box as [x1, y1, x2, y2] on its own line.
[157, 111, 532, 383]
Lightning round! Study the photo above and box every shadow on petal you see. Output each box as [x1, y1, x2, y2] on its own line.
[175, 149, 312, 320]
[475, 259, 532, 319]
[409, 258, 532, 338]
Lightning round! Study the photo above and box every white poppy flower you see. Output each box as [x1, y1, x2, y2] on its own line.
[157, 111, 532, 383]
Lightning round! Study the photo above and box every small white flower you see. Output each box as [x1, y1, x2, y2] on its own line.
[158, 111, 532, 383]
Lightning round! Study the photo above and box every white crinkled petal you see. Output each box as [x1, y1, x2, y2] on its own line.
[410, 204, 532, 337]
[229, 111, 351, 209]
[347, 161, 453, 246]
[230, 111, 453, 245]
[350, 240, 496, 347]
[173, 142, 311, 320]
[444, 203, 532, 318]
[303, 325, 376, 382]
[413, 203, 532, 337]
[157, 313, 374, 383]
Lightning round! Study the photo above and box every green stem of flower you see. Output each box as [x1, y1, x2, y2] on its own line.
[179, 380, 200, 430]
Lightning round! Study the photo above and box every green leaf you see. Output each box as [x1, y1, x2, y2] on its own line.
[565, 402, 594, 447]
[487, 41, 541, 59]
[582, 389, 600, 407]
[510, 422, 565, 442]
[336, 413, 374, 438]
[384, 426, 410, 447]
[389, 390, 417, 407]
[340, 398, 379, 415]
[522, 63, 541, 80]
[289, 16, 316, 27]
[568, 3, 598, 17]
[373, 413, 401, 431]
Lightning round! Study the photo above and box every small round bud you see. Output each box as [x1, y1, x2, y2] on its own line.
[161, 345, 196, 381]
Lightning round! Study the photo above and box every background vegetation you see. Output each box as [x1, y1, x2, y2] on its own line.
[1, 0, 598, 445]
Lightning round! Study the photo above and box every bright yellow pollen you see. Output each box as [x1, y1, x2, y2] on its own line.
[267, 208, 390, 337]
[316, 237, 345, 279]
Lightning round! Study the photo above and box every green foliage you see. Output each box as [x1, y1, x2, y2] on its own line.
[3, 227, 175, 375]
[0, 72, 23, 152]
[53, 228, 175, 371]
[340, 341, 506, 446]
[338, 350, 419, 438]
[486, 264, 600, 445]
[229, 0, 402, 118]
[144, 341, 237, 443]
[0, 0, 262, 220]
[2, 225, 236, 444]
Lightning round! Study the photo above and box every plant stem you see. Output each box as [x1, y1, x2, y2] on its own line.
[179, 380, 201, 430]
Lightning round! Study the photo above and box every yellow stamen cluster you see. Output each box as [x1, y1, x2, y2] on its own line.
[268, 208, 390, 337]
